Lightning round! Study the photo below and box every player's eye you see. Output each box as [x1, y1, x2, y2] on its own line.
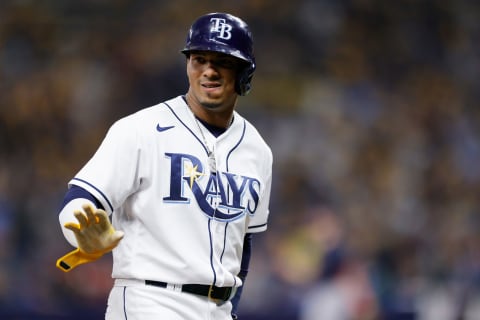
[191, 56, 206, 65]
[215, 58, 237, 70]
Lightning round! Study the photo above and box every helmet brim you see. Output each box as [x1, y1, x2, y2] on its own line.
[181, 45, 253, 65]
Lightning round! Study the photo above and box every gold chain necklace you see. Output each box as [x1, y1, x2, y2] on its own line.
[192, 116, 217, 174]
[186, 100, 234, 174]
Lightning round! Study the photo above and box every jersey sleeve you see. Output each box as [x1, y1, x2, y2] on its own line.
[69, 117, 142, 214]
[246, 147, 273, 233]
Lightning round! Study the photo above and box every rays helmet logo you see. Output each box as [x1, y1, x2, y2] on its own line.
[209, 18, 233, 40]
[163, 153, 261, 221]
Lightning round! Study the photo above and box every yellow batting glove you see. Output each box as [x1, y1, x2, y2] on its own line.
[56, 204, 124, 272]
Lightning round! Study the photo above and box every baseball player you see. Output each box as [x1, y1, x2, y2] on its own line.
[56, 12, 273, 320]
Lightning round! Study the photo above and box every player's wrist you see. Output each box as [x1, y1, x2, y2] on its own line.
[77, 247, 104, 258]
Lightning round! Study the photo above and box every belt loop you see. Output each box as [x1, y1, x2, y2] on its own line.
[166, 283, 182, 292]
[207, 285, 214, 299]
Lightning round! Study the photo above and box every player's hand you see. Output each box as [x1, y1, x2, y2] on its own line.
[56, 204, 124, 272]
[65, 204, 124, 254]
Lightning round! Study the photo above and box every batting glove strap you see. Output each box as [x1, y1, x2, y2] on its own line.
[56, 248, 103, 272]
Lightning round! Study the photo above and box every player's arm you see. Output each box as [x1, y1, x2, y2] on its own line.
[56, 185, 124, 272]
[231, 232, 253, 319]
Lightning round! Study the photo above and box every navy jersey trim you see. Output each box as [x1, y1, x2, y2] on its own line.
[220, 223, 228, 263]
[163, 101, 210, 156]
[248, 223, 267, 230]
[207, 219, 218, 286]
[225, 119, 246, 172]
[224, 119, 247, 214]
[71, 177, 114, 212]
[62, 185, 105, 211]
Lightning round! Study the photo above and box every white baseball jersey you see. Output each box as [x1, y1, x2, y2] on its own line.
[68, 95, 273, 288]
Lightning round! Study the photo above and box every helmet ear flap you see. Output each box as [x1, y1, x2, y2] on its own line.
[236, 64, 255, 96]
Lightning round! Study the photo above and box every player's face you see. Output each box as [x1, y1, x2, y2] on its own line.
[186, 51, 239, 111]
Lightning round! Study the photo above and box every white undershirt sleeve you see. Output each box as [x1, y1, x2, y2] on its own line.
[59, 198, 96, 248]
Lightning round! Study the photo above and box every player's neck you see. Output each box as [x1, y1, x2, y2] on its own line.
[184, 94, 235, 129]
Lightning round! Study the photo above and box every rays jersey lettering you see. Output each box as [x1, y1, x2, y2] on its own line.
[163, 153, 260, 221]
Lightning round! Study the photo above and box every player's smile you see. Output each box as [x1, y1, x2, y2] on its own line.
[201, 81, 222, 92]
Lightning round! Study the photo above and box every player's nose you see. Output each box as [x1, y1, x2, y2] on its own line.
[202, 62, 220, 78]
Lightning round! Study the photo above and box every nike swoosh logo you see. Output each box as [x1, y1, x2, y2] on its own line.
[156, 124, 175, 132]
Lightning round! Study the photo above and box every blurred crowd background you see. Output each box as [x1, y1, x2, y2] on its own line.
[1, 0, 480, 319]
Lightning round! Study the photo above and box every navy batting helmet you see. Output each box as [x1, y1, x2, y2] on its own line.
[181, 13, 256, 96]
